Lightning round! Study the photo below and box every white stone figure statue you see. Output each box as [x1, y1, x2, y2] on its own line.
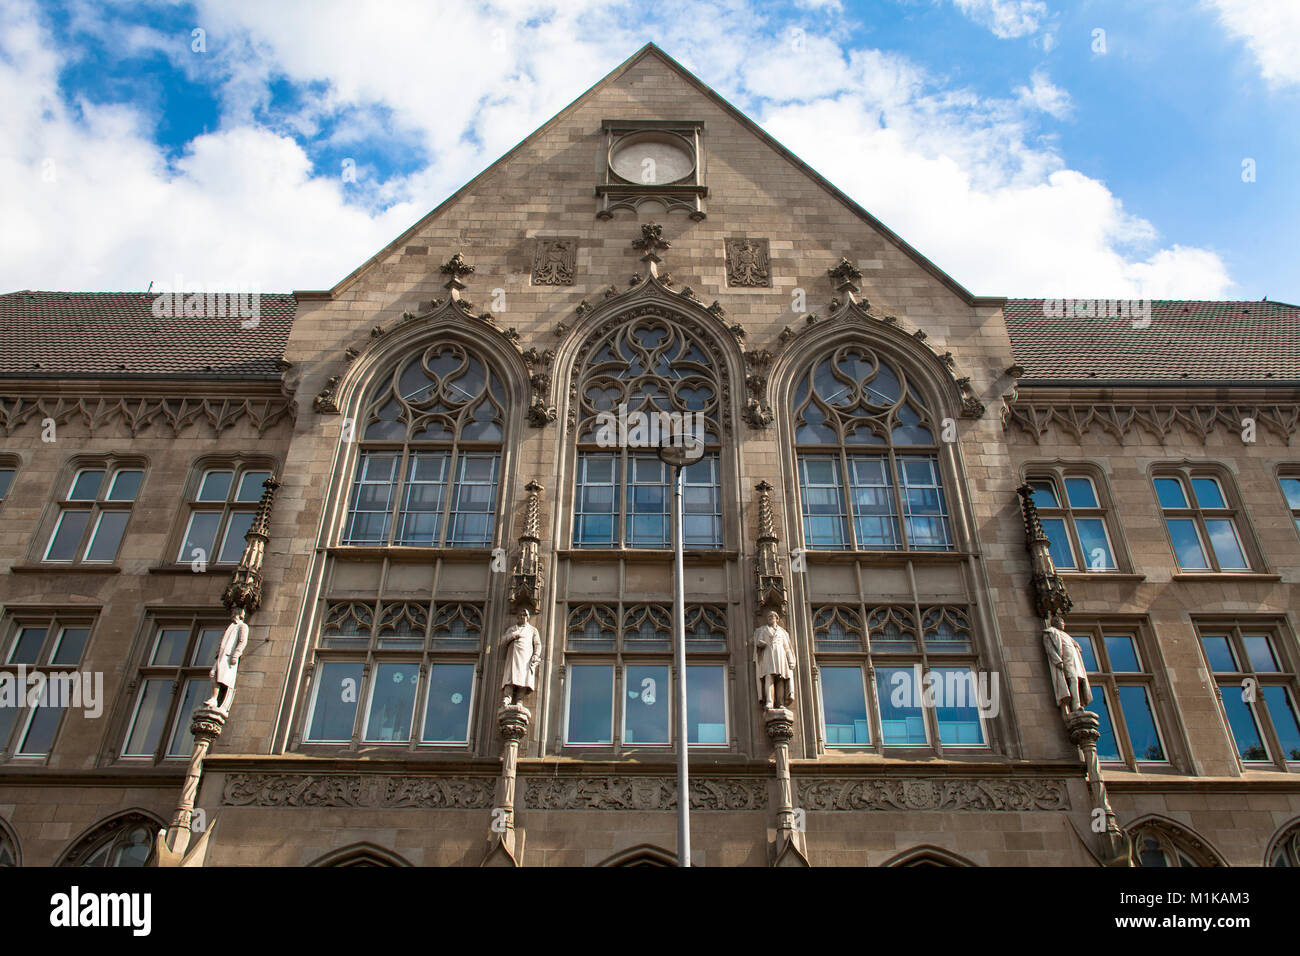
[203, 608, 249, 715]
[501, 608, 541, 707]
[754, 610, 797, 710]
[1042, 613, 1092, 719]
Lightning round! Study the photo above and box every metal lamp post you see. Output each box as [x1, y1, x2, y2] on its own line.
[658, 429, 703, 867]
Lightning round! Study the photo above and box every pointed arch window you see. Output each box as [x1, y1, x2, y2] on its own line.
[793, 346, 953, 551]
[573, 316, 723, 549]
[343, 343, 506, 548]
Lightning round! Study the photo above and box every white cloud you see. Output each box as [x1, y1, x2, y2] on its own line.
[951, 0, 1047, 39]
[1203, 0, 1300, 88]
[0, 0, 1234, 301]
[1014, 69, 1071, 118]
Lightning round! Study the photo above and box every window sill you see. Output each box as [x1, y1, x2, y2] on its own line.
[10, 564, 121, 574]
[559, 548, 736, 562]
[802, 550, 970, 564]
[1171, 572, 1281, 582]
[326, 546, 494, 560]
[1058, 572, 1146, 582]
[148, 564, 238, 575]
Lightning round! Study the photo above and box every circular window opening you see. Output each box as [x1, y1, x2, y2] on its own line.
[609, 131, 695, 186]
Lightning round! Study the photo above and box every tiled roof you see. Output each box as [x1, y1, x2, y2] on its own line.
[0, 291, 295, 380]
[1005, 298, 1300, 382]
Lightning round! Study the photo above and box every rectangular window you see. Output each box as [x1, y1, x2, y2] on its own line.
[0, 465, 15, 500]
[43, 466, 142, 564]
[421, 664, 475, 744]
[1070, 625, 1169, 766]
[304, 600, 482, 748]
[121, 618, 226, 760]
[623, 664, 670, 745]
[1156, 472, 1253, 572]
[820, 665, 871, 746]
[899, 456, 952, 550]
[799, 456, 849, 548]
[931, 666, 986, 746]
[0, 613, 95, 759]
[362, 662, 420, 742]
[575, 452, 722, 549]
[344, 450, 499, 548]
[1198, 623, 1300, 767]
[1027, 473, 1119, 571]
[574, 454, 618, 547]
[175, 464, 272, 566]
[306, 661, 364, 743]
[876, 666, 929, 746]
[1281, 475, 1300, 536]
[686, 664, 727, 745]
[565, 664, 614, 745]
[848, 456, 901, 549]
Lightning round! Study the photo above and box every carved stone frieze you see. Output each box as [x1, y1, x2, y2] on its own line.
[725, 237, 772, 287]
[797, 777, 1070, 812]
[222, 773, 368, 808]
[220, 773, 497, 809]
[524, 776, 766, 811]
[380, 776, 495, 809]
[531, 238, 577, 286]
[1005, 401, 1300, 444]
[0, 394, 294, 436]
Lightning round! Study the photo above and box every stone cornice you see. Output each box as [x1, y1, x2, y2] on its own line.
[0, 380, 295, 438]
[1004, 399, 1300, 444]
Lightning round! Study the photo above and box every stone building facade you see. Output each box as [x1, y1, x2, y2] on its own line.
[0, 45, 1297, 867]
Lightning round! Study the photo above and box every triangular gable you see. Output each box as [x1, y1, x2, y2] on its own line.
[299, 44, 998, 307]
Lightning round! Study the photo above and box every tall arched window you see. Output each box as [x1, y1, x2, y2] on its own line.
[342, 343, 506, 548]
[560, 308, 733, 753]
[788, 340, 993, 756]
[573, 317, 722, 549]
[793, 346, 952, 551]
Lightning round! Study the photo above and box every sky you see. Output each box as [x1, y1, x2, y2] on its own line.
[1, 0, 1296, 301]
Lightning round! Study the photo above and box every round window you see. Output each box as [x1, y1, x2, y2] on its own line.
[609, 131, 695, 186]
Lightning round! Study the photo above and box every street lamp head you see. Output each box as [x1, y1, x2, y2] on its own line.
[657, 430, 704, 467]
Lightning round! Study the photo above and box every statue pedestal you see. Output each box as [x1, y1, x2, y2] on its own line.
[1064, 708, 1132, 867]
[152, 706, 228, 867]
[763, 707, 809, 867]
[483, 703, 531, 867]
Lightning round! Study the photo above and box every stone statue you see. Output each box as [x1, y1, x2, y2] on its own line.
[501, 608, 541, 707]
[203, 608, 248, 715]
[1042, 614, 1092, 719]
[754, 610, 796, 709]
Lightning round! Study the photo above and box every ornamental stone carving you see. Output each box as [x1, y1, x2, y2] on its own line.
[524, 777, 766, 811]
[380, 776, 496, 809]
[1005, 401, 1300, 444]
[223, 773, 367, 808]
[0, 394, 295, 436]
[531, 238, 577, 286]
[221, 773, 498, 809]
[797, 777, 1070, 812]
[725, 238, 771, 287]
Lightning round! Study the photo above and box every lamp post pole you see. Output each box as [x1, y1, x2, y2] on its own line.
[659, 433, 700, 867]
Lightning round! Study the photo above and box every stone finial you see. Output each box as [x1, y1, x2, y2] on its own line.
[440, 252, 476, 300]
[222, 474, 281, 614]
[754, 481, 788, 612]
[827, 257, 863, 297]
[509, 481, 545, 612]
[1015, 483, 1073, 620]
[631, 222, 671, 276]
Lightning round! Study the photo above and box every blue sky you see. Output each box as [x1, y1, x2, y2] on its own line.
[1, 0, 1296, 301]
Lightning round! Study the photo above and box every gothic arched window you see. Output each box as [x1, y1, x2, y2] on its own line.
[59, 812, 160, 867]
[1129, 819, 1221, 867]
[0, 819, 17, 867]
[792, 346, 953, 551]
[572, 316, 723, 549]
[342, 343, 507, 548]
